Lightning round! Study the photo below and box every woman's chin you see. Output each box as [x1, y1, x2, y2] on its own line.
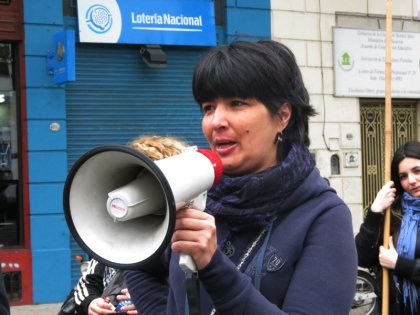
[222, 163, 241, 176]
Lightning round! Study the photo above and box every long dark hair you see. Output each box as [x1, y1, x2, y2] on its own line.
[192, 40, 316, 160]
[391, 140, 420, 207]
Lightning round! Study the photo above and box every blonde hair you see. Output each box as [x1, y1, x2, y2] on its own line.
[129, 135, 189, 161]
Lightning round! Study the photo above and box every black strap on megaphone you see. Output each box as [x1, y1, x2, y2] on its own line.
[186, 272, 201, 315]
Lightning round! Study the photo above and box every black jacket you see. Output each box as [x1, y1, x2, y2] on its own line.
[356, 208, 420, 314]
[74, 259, 125, 315]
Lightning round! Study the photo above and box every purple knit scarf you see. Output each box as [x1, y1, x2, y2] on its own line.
[205, 144, 315, 231]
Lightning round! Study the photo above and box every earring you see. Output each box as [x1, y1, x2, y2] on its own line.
[275, 132, 283, 144]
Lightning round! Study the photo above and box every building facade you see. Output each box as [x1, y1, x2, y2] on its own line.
[0, 0, 271, 304]
[0, 0, 418, 305]
[269, 0, 420, 231]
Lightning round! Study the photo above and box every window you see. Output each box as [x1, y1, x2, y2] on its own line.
[331, 154, 341, 175]
[0, 42, 22, 247]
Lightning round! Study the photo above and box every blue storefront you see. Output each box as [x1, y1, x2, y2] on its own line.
[0, 0, 271, 304]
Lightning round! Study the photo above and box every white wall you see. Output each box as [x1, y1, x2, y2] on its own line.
[270, 0, 420, 232]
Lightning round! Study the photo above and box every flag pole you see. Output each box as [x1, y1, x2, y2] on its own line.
[382, 0, 393, 314]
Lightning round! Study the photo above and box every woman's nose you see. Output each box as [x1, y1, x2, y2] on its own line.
[408, 173, 417, 183]
[211, 105, 228, 129]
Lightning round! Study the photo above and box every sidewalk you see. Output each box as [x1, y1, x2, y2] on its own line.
[11, 303, 61, 315]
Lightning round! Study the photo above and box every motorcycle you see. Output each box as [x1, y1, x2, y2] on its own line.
[350, 268, 379, 315]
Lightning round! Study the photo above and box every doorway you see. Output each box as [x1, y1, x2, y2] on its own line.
[360, 100, 418, 211]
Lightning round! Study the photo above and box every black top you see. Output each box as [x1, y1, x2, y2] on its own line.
[356, 209, 420, 315]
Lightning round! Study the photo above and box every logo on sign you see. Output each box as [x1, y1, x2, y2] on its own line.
[86, 4, 113, 34]
[338, 51, 355, 72]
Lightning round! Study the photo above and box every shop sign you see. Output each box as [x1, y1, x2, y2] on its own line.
[77, 0, 216, 46]
[333, 27, 420, 98]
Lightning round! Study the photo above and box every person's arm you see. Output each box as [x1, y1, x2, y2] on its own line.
[395, 258, 420, 286]
[355, 181, 396, 268]
[124, 269, 168, 315]
[74, 259, 106, 315]
[124, 250, 170, 315]
[281, 205, 357, 314]
[199, 204, 357, 315]
[393, 235, 420, 285]
[355, 207, 384, 267]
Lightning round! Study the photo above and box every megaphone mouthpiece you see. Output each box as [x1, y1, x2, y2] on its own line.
[196, 149, 223, 186]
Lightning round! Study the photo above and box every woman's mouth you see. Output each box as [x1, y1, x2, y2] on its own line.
[411, 186, 420, 195]
[214, 141, 237, 155]
[216, 141, 235, 148]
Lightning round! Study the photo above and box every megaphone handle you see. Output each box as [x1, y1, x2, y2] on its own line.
[178, 192, 207, 273]
[179, 254, 197, 273]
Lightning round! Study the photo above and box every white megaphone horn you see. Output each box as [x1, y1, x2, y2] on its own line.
[63, 145, 223, 272]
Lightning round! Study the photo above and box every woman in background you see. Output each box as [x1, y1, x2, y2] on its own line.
[356, 140, 420, 314]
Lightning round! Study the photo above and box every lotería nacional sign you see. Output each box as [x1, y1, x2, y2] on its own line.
[77, 0, 216, 46]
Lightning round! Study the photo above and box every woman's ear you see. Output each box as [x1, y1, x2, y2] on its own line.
[276, 102, 292, 131]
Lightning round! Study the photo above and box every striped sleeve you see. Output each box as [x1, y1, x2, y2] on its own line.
[74, 259, 106, 315]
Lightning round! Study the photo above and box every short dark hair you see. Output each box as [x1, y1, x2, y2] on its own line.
[391, 140, 420, 199]
[192, 40, 316, 159]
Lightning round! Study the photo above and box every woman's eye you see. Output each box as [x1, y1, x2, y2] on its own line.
[202, 104, 213, 113]
[231, 100, 246, 107]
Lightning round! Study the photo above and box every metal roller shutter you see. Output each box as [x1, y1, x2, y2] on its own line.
[65, 43, 209, 283]
[66, 44, 209, 164]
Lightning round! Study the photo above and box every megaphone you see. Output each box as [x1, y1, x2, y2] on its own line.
[63, 145, 223, 272]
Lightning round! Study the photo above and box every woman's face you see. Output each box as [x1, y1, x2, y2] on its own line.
[398, 157, 420, 197]
[201, 97, 291, 175]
